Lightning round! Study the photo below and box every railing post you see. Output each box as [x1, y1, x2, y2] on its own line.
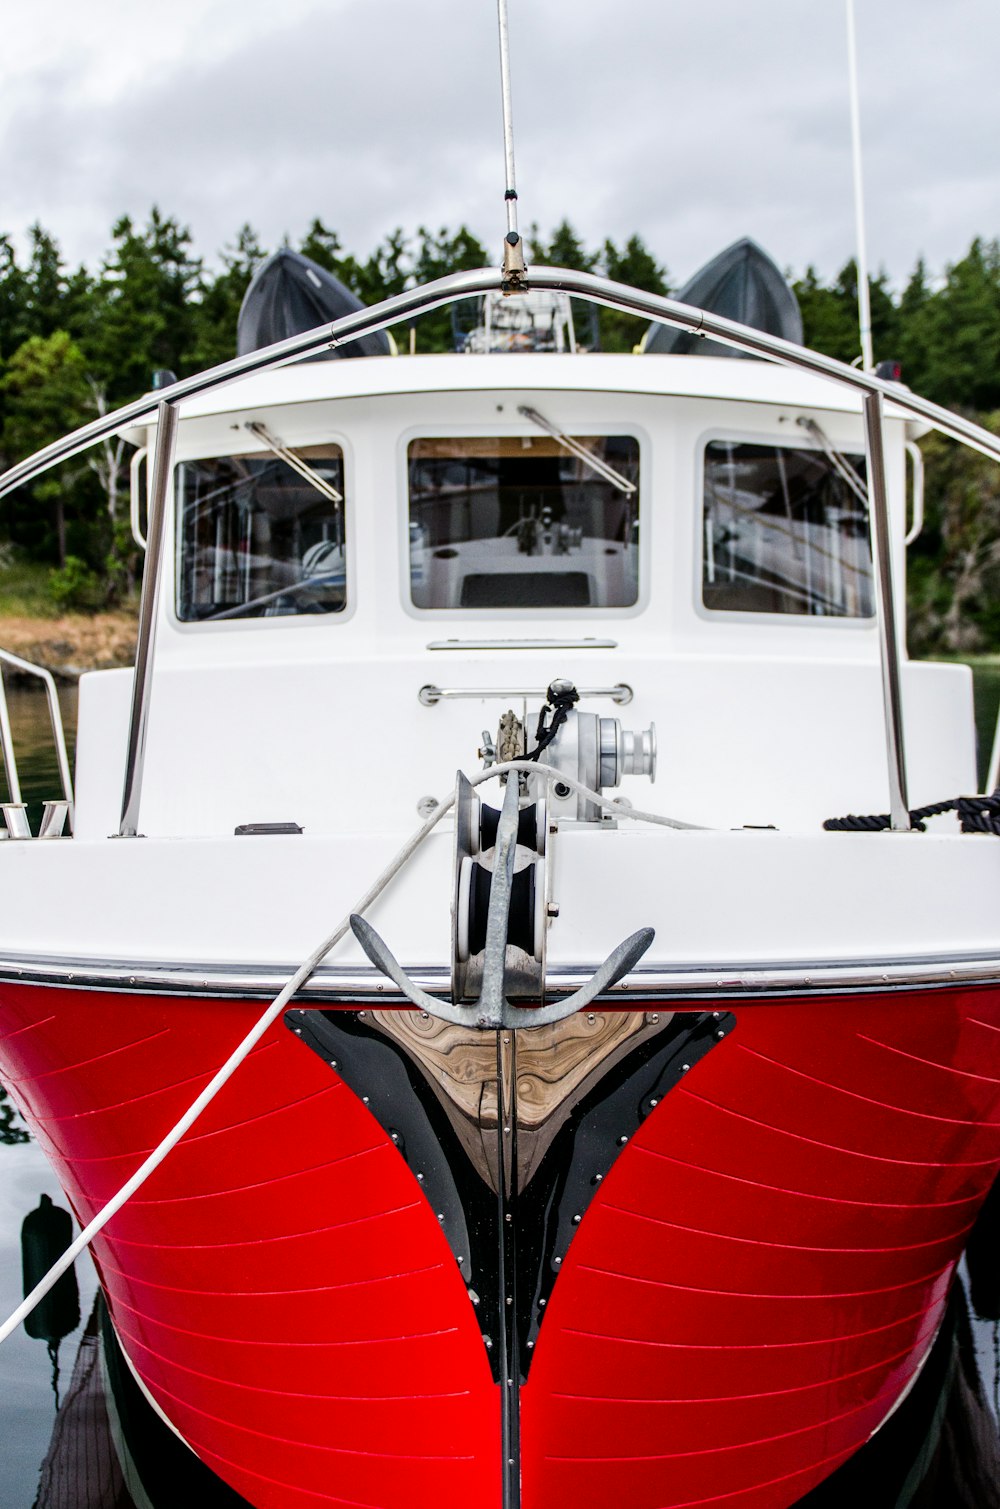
[0, 651, 75, 829]
[119, 401, 178, 837]
[863, 390, 910, 831]
[0, 668, 21, 806]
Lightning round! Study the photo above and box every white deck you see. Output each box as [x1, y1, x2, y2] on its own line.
[1, 823, 999, 994]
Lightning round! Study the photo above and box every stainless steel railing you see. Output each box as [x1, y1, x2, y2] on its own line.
[4, 263, 999, 838]
[0, 649, 74, 835]
[118, 402, 177, 838]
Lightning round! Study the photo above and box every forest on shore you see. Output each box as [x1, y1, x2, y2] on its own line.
[1, 210, 999, 653]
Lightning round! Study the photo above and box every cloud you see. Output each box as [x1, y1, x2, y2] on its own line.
[1, 0, 998, 284]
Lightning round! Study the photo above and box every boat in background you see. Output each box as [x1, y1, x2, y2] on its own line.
[641, 236, 803, 357]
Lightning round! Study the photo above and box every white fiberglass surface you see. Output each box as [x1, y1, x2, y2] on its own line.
[2, 827, 1000, 976]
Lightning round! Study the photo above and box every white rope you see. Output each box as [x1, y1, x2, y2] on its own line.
[0, 760, 702, 1344]
[0, 797, 457, 1346]
[500, 758, 706, 830]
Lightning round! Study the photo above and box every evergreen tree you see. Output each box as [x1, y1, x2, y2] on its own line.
[894, 258, 933, 392]
[298, 219, 343, 274]
[526, 221, 599, 348]
[908, 239, 1000, 410]
[528, 220, 598, 271]
[339, 228, 411, 308]
[21, 225, 72, 339]
[602, 234, 669, 353]
[191, 223, 267, 368]
[0, 235, 27, 360]
[411, 225, 489, 352]
[88, 209, 203, 401]
[908, 416, 1000, 654]
[795, 261, 861, 364]
[0, 332, 93, 566]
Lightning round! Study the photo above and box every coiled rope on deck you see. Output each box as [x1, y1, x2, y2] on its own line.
[824, 794, 1000, 834]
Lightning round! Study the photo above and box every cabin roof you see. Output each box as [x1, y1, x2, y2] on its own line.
[158, 351, 911, 427]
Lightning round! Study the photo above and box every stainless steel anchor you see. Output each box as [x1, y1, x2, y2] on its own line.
[350, 771, 654, 1029]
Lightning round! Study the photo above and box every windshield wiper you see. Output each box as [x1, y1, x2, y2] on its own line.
[245, 420, 343, 506]
[517, 405, 637, 495]
[797, 417, 868, 508]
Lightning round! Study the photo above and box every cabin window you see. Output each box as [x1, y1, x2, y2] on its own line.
[175, 444, 346, 622]
[408, 435, 640, 610]
[702, 440, 873, 617]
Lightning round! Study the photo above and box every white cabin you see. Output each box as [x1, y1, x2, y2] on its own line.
[71, 352, 971, 843]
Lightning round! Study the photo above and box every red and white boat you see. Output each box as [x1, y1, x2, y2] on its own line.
[2, 223, 1000, 1507]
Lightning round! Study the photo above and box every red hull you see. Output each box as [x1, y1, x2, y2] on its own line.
[2, 981, 1000, 1508]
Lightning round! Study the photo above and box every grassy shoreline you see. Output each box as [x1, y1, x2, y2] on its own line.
[0, 612, 137, 678]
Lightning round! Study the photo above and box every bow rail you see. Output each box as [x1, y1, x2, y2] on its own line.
[2, 265, 1000, 503]
[3, 263, 999, 838]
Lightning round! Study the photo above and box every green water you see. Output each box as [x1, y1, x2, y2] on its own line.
[0, 682, 77, 832]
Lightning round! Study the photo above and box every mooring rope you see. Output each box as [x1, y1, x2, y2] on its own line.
[824, 794, 1000, 834]
[0, 760, 701, 1345]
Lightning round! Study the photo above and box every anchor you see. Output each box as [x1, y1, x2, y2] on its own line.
[351, 771, 654, 1029]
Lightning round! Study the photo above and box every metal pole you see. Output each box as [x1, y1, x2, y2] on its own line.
[0, 669, 20, 806]
[846, 0, 874, 371]
[904, 439, 925, 547]
[496, 0, 519, 242]
[119, 401, 178, 837]
[863, 390, 909, 830]
[0, 650, 75, 820]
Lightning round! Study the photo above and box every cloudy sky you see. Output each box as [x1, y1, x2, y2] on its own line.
[2, 0, 998, 289]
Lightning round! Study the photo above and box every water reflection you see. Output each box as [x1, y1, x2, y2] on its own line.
[0, 681, 77, 834]
[1, 1083, 29, 1145]
[0, 1145, 100, 1506]
[21, 1195, 80, 1410]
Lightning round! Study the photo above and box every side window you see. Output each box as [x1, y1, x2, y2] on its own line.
[176, 444, 345, 622]
[702, 440, 873, 617]
[408, 434, 640, 610]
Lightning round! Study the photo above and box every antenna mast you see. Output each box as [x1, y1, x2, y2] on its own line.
[846, 0, 874, 371]
[496, 0, 526, 287]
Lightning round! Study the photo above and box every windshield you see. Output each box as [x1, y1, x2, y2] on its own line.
[702, 439, 873, 617]
[408, 434, 640, 610]
[175, 444, 346, 622]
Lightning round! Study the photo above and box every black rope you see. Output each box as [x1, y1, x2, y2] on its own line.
[524, 681, 580, 763]
[823, 794, 1000, 835]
